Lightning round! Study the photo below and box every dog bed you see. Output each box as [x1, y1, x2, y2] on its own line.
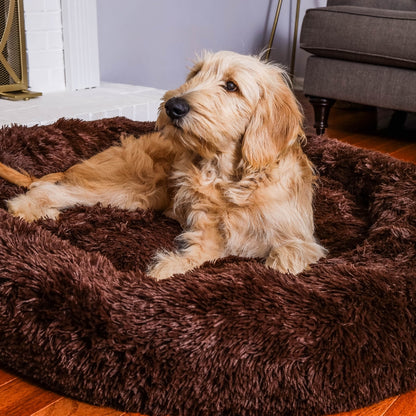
[0, 117, 415, 416]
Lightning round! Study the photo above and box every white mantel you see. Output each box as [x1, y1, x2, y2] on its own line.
[23, 0, 100, 93]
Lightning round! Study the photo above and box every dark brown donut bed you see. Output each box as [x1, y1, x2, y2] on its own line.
[0, 117, 415, 416]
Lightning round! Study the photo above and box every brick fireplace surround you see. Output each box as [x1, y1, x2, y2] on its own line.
[0, 0, 165, 127]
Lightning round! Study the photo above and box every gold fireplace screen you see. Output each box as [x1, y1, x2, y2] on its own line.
[0, 0, 40, 100]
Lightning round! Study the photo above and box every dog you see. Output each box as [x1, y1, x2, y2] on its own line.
[0, 51, 326, 279]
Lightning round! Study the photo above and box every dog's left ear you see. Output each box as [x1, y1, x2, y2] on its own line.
[241, 66, 305, 169]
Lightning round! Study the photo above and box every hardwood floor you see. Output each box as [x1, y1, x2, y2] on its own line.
[331, 390, 416, 416]
[0, 369, 143, 415]
[322, 103, 416, 164]
[1, 104, 415, 415]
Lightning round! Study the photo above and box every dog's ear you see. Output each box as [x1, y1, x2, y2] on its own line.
[241, 66, 305, 169]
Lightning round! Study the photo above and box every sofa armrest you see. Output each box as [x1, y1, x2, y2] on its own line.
[327, 0, 416, 11]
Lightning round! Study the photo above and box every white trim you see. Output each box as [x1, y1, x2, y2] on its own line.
[61, 0, 100, 90]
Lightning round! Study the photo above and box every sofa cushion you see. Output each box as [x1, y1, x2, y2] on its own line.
[300, 6, 416, 69]
[303, 56, 416, 112]
[327, 0, 416, 12]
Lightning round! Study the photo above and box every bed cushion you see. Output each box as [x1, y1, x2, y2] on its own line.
[0, 117, 415, 416]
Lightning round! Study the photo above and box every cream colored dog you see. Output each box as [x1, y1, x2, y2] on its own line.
[0, 51, 326, 279]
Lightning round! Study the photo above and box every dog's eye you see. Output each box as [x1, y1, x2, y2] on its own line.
[224, 81, 238, 92]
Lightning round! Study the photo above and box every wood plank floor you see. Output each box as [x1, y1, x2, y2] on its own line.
[0, 369, 143, 415]
[323, 103, 416, 164]
[1, 104, 415, 415]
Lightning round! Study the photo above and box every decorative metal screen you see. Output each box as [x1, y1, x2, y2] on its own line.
[0, 0, 26, 91]
[0, 0, 40, 99]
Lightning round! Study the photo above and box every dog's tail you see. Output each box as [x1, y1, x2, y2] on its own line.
[0, 162, 36, 188]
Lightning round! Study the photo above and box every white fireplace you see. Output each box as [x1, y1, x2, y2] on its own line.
[0, 0, 164, 127]
[23, 0, 101, 93]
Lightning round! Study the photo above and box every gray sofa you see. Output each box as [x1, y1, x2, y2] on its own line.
[300, 0, 416, 134]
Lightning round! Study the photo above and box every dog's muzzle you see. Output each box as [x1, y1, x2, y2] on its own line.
[165, 97, 190, 120]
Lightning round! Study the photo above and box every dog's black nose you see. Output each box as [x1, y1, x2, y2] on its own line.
[165, 97, 190, 120]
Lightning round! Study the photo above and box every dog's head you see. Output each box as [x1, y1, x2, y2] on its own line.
[156, 51, 305, 167]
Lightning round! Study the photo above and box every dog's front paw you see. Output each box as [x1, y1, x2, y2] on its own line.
[147, 251, 197, 280]
[7, 194, 60, 222]
[266, 241, 327, 275]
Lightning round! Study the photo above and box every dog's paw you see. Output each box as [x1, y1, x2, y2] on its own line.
[266, 241, 327, 275]
[147, 251, 197, 280]
[7, 194, 60, 222]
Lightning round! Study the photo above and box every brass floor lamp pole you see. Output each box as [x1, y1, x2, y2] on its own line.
[265, 0, 302, 79]
[290, 0, 302, 78]
[265, 0, 283, 61]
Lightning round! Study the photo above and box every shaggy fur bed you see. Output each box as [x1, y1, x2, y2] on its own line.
[0, 117, 415, 416]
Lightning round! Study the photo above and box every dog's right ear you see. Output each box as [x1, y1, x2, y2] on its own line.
[241, 64, 304, 169]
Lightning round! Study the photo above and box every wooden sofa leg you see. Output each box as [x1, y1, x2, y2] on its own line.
[308, 96, 335, 135]
[388, 110, 407, 130]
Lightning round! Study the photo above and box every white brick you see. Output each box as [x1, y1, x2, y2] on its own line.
[27, 68, 46, 90]
[120, 106, 135, 120]
[23, 0, 46, 12]
[104, 109, 121, 118]
[71, 112, 90, 121]
[24, 12, 62, 32]
[45, 0, 61, 12]
[27, 50, 64, 69]
[29, 76, 59, 94]
[133, 103, 148, 121]
[49, 68, 66, 90]
[90, 111, 107, 120]
[25, 31, 48, 51]
[28, 68, 66, 94]
[147, 100, 160, 121]
[0, 84, 168, 126]
[41, 81, 65, 94]
[47, 31, 64, 50]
